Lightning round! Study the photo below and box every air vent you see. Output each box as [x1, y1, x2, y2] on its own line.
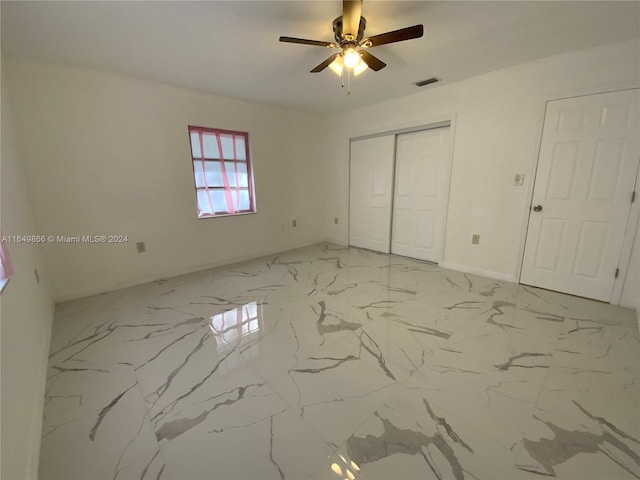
[414, 77, 440, 87]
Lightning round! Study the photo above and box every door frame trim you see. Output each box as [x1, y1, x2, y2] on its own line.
[388, 134, 399, 255]
[517, 87, 640, 304]
[350, 120, 451, 142]
[611, 169, 640, 306]
[348, 117, 456, 263]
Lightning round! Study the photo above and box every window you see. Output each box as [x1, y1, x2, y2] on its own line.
[0, 239, 14, 294]
[188, 126, 256, 218]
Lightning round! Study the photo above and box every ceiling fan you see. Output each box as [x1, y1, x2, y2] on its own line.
[279, 0, 423, 76]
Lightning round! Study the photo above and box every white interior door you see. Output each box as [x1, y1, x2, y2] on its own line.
[391, 127, 452, 263]
[521, 89, 640, 301]
[349, 136, 395, 252]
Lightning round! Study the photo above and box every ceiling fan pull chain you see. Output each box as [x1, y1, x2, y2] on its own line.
[347, 68, 351, 95]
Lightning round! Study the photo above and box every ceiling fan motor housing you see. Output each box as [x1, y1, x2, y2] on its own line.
[333, 15, 367, 44]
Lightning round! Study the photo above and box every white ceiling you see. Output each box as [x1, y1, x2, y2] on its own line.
[2, 1, 639, 116]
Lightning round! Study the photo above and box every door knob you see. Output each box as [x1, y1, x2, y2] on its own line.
[533, 205, 543, 212]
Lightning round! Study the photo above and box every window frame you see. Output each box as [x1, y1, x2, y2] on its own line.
[187, 125, 256, 219]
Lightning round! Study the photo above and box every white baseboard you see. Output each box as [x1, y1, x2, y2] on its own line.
[618, 300, 639, 333]
[53, 241, 334, 303]
[439, 261, 517, 283]
[619, 299, 639, 310]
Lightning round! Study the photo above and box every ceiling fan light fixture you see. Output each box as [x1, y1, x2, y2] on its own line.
[343, 47, 360, 68]
[329, 55, 366, 77]
[329, 56, 344, 76]
[353, 59, 368, 76]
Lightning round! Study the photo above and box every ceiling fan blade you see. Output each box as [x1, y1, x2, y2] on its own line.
[362, 24, 424, 48]
[310, 53, 341, 73]
[279, 36, 335, 48]
[342, 0, 362, 39]
[359, 50, 386, 71]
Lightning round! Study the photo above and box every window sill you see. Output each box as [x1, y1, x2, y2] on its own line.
[197, 211, 257, 220]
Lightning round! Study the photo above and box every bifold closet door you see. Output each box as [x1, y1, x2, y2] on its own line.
[349, 135, 395, 252]
[391, 127, 451, 263]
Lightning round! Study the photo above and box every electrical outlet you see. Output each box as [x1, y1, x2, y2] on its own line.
[292, 220, 297, 228]
[334, 217, 339, 225]
[514, 174, 525, 186]
[136, 242, 146, 253]
[472, 234, 480, 245]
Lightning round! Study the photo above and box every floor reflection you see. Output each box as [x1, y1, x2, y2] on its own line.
[209, 301, 262, 345]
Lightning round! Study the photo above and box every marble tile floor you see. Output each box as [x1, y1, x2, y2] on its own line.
[40, 243, 640, 480]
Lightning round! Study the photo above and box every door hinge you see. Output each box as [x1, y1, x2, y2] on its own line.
[632, 191, 636, 203]
[615, 267, 620, 278]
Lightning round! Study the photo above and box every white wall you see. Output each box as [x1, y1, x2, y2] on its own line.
[1, 57, 55, 480]
[5, 60, 328, 301]
[325, 40, 640, 289]
[7, 43, 638, 303]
